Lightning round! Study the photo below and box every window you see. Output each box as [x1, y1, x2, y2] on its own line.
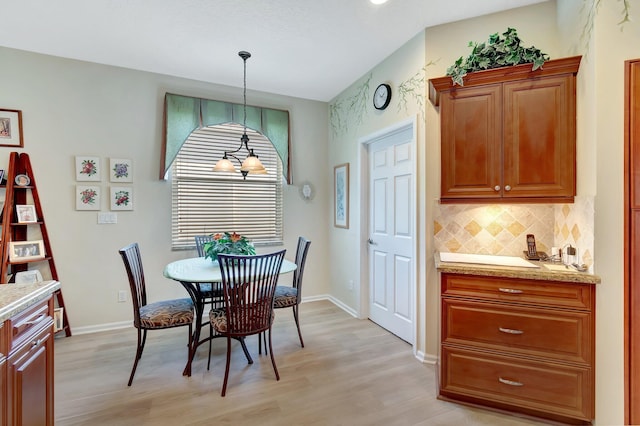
[171, 123, 283, 250]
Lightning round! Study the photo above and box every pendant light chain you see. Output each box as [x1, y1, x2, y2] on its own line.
[243, 53, 247, 137]
[213, 50, 266, 178]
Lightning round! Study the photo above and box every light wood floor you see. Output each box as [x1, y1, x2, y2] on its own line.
[55, 300, 545, 425]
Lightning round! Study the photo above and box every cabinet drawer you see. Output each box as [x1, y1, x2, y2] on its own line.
[442, 299, 593, 363]
[440, 346, 594, 422]
[8, 299, 53, 354]
[442, 273, 593, 310]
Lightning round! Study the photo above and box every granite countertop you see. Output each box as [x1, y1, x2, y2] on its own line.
[0, 281, 61, 323]
[435, 253, 601, 285]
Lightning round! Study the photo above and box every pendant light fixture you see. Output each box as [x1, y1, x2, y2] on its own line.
[213, 50, 267, 179]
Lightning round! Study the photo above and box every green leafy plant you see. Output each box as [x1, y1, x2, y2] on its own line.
[446, 28, 550, 86]
[203, 232, 256, 262]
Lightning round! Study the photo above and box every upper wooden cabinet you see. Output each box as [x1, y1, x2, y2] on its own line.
[429, 56, 581, 203]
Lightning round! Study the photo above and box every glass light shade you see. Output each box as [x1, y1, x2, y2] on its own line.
[241, 155, 267, 174]
[213, 158, 236, 172]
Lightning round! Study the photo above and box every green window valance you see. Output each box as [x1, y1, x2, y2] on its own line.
[161, 93, 291, 183]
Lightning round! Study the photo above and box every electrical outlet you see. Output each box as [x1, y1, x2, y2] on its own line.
[348, 280, 354, 291]
[118, 290, 127, 302]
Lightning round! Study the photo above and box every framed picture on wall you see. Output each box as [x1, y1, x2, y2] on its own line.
[0, 109, 24, 148]
[75, 156, 101, 181]
[334, 163, 349, 229]
[76, 185, 101, 211]
[110, 186, 133, 211]
[109, 158, 133, 183]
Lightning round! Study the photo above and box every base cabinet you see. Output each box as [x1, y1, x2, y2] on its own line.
[4, 298, 54, 426]
[440, 273, 595, 424]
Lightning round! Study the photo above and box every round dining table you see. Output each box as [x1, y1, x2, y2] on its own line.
[163, 256, 297, 376]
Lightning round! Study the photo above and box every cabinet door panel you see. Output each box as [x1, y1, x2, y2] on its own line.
[440, 84, 502, 199]
[442, 299, 593, 363]
[503, 76, 575, 198]
[440, 346, 593, 422]
[441, 273, 593, 310]
[7, 324, 53, 426]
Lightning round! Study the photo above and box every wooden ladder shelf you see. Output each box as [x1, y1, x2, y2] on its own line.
[0, 152, 71, 336]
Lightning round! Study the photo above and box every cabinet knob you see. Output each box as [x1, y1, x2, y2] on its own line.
[494, 185, 501, 192]
[505, 185, 512, 191]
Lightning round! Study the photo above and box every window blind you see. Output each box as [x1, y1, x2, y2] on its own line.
[171, 123, 283, 250]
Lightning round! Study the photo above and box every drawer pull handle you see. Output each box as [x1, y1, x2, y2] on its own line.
[499, 327, 524, 335]
[31, 338, 43, 348]
[498, 288, 523, 294]
[499, 377, 524, 387]
[25, 314, 46, 326]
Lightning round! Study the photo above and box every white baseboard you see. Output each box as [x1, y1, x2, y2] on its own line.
[69, 320, 131, 336]
[69, 296, 374, 337]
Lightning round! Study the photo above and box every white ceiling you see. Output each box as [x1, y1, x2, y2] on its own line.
[0, 0, 547, 102]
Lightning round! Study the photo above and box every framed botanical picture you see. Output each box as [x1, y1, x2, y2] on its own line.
[16, 204, 37, 223]
[110, 186, 133, 211]
[75, 156, 101, 181]
[0, 109, 24, 148]
[76, 185, 101, 211]
[109, 158, 133, 182]
[9, 240, 45, 262]
[334, 163, 349, 229]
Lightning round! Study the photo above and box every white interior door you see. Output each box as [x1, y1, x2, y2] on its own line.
[367, 125, 414, 343]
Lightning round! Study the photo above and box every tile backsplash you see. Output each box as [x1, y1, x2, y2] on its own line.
[433, 196, 594, 268]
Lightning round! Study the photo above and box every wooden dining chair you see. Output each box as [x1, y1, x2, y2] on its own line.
[273, 237, 311, 347]
[118, 242, 194, 386]
[210, 250, 286, 396]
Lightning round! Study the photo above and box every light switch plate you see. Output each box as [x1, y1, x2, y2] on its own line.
[97, 212, 118, 224]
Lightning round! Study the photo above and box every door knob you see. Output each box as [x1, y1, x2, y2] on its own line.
[368, 238, 377, 245]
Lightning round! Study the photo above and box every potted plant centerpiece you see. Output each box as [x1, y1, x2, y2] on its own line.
[202, 232, 256, 262]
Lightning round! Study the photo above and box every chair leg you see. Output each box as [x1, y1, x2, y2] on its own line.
[258, 331, 268, 355]
[293, 305, 304, 348]
[240, 337, 254, 364]
[207, 320, 213, 370]
[128, 328, 146, 386]
[221, 336, 232, 397]
[267, 327, 280, 381]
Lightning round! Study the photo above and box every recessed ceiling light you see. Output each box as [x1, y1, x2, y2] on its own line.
[370, 0, 389, 5]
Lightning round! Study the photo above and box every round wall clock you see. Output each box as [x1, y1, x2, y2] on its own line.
[373, 83, 392, 110]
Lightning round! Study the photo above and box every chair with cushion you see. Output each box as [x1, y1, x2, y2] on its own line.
[273, 237, 311, 347]
[118, 242, 194, 386]
[210, 250, 286, 396]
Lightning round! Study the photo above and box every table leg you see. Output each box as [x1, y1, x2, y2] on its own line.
[180, 281, 203, 377]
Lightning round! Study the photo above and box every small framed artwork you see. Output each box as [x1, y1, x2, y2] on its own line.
[16, 204, 37, 223]
[110, 186, 133, 211]
[15, 270, 43, 284]
[9, 240, 45, 262]
[109, 158, 133, 183]
[76, 185, 101, 211]
[334, 163, 350, 229]
[53, 307, 64, 332]
[0, 109, 24, 148]
[14, 174, 30, 186]
[75, 156, 101, 181]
